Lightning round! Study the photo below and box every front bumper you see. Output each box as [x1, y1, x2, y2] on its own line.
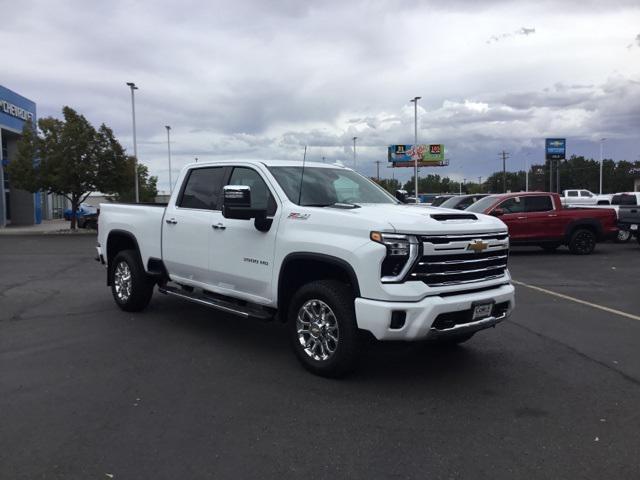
[355, 283, 515, 341]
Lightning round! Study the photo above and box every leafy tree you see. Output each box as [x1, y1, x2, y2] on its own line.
[8, 106, 131, 229]
[113, 159, 158, 203]
[371, 177, 401, 195]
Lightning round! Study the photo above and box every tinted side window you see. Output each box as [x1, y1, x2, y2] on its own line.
[498, 197, 524, 213]
[178, 167, 226, 210]
[567, 191, 578, 197]
[525, 195, 553, 212]
[612, 194, 637, 206]
[228, 167, 277, 215]
[580, 190, 592, 197]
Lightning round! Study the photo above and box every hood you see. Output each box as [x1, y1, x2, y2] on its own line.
[332, 203, 507, 235]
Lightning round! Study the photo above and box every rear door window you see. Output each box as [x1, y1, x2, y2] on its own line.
[567, 191, 579, 197]
[178, 167, 227, 210]
[611, 194, 637, 206]
[525, 195, 553, 212]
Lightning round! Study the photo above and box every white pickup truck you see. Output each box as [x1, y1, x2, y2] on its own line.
[560, 189, 612, 206]
[97, 160, 515, 376]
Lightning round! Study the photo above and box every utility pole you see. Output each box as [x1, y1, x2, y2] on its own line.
[478, 176, 482, 192]
[410, 96, 421, 203]
[599, 138, 606, 194]
[165, 125, 173, 193]
[556, 159, 560, 193]
[126, 82, 140, 203]
[549, 157, 553, 193]
[352, 137, 358, 170]
[374, 160, 381, 181]
[500, 151, 510, 193]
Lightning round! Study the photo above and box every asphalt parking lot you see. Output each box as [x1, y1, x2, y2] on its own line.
[1, 235, 639, 479]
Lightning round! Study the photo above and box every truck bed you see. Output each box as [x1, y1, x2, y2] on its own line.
[98, 203, 166, 267]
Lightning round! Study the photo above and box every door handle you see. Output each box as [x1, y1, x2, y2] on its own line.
[212, 223, 226, 230]
[165, 218, 178, 225]
[548, 214, 558, 217]
[516, 216, 526, 220]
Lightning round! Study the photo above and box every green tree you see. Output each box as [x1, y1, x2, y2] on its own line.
[114, 159, 158, 203]
[371, 177, 401, 195]
[8, 106, 131, 229]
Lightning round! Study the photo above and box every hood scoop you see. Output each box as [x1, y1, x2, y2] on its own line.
[430, 213, 478, 221]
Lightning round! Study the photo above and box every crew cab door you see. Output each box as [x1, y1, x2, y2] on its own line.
[207, 166, 280, 304]
[492, 197, 528, 240]
[162, 166, 227, 284]
[522, 195, 563, 240]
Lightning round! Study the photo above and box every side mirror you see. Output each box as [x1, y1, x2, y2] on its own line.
[395, 190, 408, 203]
[222, 185, 273, 232]
[490, 208, 505, 217]
[222, 185, 255, 220]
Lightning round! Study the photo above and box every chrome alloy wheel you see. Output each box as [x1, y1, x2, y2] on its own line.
[296, 299, 340, 362]
[114, 261, 132, 302]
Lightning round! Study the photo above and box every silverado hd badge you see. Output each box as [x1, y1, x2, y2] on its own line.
[467, 239, 489, 253]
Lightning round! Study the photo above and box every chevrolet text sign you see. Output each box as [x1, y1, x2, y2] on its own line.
[1, 100, 34, 122]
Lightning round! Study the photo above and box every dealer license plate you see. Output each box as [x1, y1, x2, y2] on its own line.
[472, 303, 493, 320]
[631, 224, 638, 231]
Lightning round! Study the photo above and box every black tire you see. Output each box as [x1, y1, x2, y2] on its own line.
[110, 249, 155, 312]
[615, 229, 631, 243]
[288, 280, 359, 378]
[435, 332, 475, 346]
[540, 244, 560, 252]
[568, 228, 596, 255]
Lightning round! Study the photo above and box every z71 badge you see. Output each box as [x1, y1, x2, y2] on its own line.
[288, 212, 310, 220]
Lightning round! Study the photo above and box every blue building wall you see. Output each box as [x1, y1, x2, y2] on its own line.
[0, 85, 39, 225]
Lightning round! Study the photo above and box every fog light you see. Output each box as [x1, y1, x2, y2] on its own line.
[390, 311, 406, 329]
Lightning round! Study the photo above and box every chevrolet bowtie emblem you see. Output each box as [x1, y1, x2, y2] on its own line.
[467, 239, 489, 253]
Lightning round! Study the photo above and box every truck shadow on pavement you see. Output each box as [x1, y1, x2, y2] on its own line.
[139, 293, 511, 385]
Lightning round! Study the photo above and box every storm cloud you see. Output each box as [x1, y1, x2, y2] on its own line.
[2, 0, 639, 188]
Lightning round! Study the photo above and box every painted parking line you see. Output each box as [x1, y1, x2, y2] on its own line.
[512, 280, 640, 322]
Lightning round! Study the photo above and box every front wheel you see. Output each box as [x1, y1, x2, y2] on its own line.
[288, 280, 360, 378]
[110, 249, 155, 312]
[568, 228, 596, 255]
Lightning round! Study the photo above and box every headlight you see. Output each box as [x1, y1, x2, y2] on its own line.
[370, 232, 419, 282]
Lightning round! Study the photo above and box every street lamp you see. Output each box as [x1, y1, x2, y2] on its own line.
[126, 82, 139, 203]
[352, 137, 358, 170]
[165, 126, 173, 193]
[410, 96, 421, 203]
[599, 138, 606, 195]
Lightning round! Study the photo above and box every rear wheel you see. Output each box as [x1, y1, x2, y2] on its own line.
[616, 229, 631, 243]
[568, 228, 596, 255]
[288, 280, 359, 378]
[110, 249, 155, 312]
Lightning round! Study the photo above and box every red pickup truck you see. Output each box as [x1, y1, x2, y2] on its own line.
[466, 192, 618, 254]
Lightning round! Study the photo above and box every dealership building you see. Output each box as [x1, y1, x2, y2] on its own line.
[0, 85, 68, 227]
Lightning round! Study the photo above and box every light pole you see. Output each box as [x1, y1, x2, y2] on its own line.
[410, 96, 421, 203]
[524, 151, 532, 192]
[352, 137, 358, 170]
[165, 126, 173, 193]
[599, 138, 606, 195]
[126, 82, 140, 203]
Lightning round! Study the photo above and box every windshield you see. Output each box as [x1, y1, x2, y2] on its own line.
[268, 166, 397, 206]
[466, 195, 500, 213]
[439, 196, 462, 208]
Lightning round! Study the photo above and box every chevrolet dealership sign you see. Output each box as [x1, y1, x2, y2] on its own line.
[1, 100, 34, 122]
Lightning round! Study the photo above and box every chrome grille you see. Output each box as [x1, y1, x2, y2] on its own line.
[410, 231, 509, 287]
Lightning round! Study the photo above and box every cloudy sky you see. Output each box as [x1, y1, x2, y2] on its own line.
[3, 0, 640, 191]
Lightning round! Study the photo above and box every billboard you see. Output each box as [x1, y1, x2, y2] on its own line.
[388, 144, 446, 167]
[545, 138, 566, 160]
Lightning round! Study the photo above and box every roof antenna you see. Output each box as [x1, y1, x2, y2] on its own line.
[297, 145, 307, 205]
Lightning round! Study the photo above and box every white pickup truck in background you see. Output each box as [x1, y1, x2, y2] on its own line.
[560, 189, 612, 207]
[97, 160, 515, 377]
